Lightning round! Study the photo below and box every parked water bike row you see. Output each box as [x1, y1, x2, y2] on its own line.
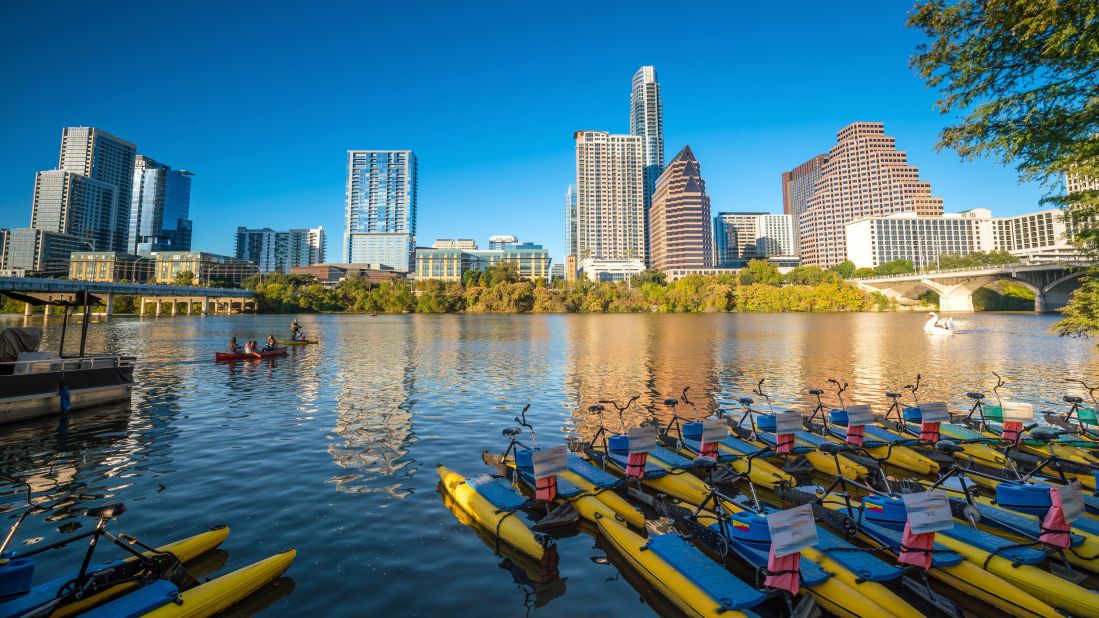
[437, 378, 1099, 618]
[0, 473, 294, 617]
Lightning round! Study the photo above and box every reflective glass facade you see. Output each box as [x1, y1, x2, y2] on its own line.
[0, 228, 85, 276]
[344, 150, 417, 271]
[129, 155, 193, 254]
[31, 170, 115, 251]
[57, 127, 137, 251]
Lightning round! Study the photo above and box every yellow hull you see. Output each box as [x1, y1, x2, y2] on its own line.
[54, 527, 231, 618]
[143, 549, 295, 617]
[862, 443, 939, 476]
[595, 516, 747, 618]
[437, 465, 544, 560]
[559, 470, 646, 528]
[708, 444, 795, 488]
[933, 530, 1099, 617]
[800, 546, 922, 618]
[807, 576, 897, 618]
[803, 450, 868, 478]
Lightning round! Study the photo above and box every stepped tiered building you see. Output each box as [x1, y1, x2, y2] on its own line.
[648, 146, 712, 272]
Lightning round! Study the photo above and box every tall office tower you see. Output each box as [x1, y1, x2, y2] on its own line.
[780, 154, 828, 253]
[288, 227, 326, 269]
[30, 170, 116, 250]
[129, 155, 193, 254]
[344, 150, 417, 271]
[564, 184, 577, 259]
[713, 212, 796, 266]
[57, 127, 137, 251]
[648, 145, 712, 272]
[574, 131, 646, 261]
[799, 122, 943, 267]
[630, 66, 664, 257]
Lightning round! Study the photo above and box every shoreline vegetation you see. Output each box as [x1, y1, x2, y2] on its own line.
[0, 255, 1038, 315]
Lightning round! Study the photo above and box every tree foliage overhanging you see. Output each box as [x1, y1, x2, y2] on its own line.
[908, 0, 1099, 337]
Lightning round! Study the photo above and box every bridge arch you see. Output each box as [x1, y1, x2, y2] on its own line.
[1038, 271, 1085, 312]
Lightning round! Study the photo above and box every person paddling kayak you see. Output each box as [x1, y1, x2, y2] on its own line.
[290, 319, 302, 341]
[227, 337, 242, 354]
[263, 335, 278, 352]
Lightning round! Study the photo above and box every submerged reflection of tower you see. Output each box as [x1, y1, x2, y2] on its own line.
[329, 320, 416, 496]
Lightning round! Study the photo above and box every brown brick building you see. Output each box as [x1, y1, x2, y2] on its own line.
[648, 145, 712, 273]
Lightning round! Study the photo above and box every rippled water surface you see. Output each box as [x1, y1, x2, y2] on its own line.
[0, 312, 1096, 616]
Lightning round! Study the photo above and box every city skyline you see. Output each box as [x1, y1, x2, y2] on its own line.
[0, 2, 1056, 263]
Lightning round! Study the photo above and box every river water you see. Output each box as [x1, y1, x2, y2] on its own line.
[0, 312, 1096, 616]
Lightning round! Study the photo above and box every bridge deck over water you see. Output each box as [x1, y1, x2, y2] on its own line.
[0, 276, 256, 316]
[851, 261, 1090, 312]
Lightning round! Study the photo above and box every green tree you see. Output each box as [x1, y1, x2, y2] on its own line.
[874, 260, 915, 276]
[784, 265, 838, 286]
[1057, 276, 1099, 339]
[172, 270, 196, 286]
[909, 0, 1099, 336]
[630, 269, 667, 287]
[830, 260, 856, 279]
[738, 259, 782, 286]
[853, 267, 877, 278]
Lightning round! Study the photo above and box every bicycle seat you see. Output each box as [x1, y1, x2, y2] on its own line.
[808, 388, 824, 396]
[966, 392, 985, 400]
[502, 427, 522, 438]
[885, 392, 901, 399]
[935, 441, 964, 454]
[663, 398, 678, 406]
[84, 502, 126, 519]
[1029, 428, 1060, 443]
[738, 397, 754, 405]
[692, 456, 717, 472]
[588, 404, 605, 413]
[1064, 395, 1084, 404]
[818, 442, 847, 455]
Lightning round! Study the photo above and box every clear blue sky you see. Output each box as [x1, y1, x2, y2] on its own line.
[0, 1, 1053, 262]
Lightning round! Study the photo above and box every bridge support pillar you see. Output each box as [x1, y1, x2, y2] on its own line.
[171, 301, 177, 316]
[187, 299, 192, 315]
[24, 302, 32, 316]
[938, 284, 975, 313]
[105, 294, 113, 318]
[139, 298, 145, 315]
[202, 298, 209, 315]
[155, 300, 162, 316]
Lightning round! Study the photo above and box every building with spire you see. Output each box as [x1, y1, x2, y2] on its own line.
[798, 122, 943, 267]
[630, 66, 664, 259]
[649, 146, 712, 272]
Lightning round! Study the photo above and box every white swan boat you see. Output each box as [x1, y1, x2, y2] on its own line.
[924, 312, 954, 336]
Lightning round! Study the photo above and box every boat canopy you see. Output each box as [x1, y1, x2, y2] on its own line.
[0, 328, 41, 362]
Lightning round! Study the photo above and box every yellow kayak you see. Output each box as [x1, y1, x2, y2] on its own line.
[437, 464, 543, 559]
[54, 526, 231, 618]
[275, 340, 317, 345]
[559, 470, 646, 528]
[143, 549, 295, 617]
[595, 515, 750, 618]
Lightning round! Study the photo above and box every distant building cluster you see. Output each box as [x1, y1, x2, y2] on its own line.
[1, 126, 327, 285]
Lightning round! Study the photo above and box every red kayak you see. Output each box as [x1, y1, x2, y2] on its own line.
[214, 347, 288, 361]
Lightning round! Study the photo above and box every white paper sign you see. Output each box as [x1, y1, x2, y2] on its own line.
[846, 404, 874, 426]
[919, 402, 949, 423]
[774, 410, 803, 434]
[1060, 481, 1086, 524]
[767, 503, 818, 557]
[902, 491, 954, 534]
[702, 418, 727, 443]
[628, 426, 656, 453]
[1001, 402, 1035, 424]
[532, 446, 568, 479]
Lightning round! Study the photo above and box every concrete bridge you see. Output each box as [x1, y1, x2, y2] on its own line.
[0, 276, 257, 317]
[851, 261, 1090, 312]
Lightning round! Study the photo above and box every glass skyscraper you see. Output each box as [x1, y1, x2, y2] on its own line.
[630, 65, 664, 259]
[56, 127, 137, 252]
[564, 184, 577, 259]
[344, 150, 417, 272]
[129, 155, 193, 254]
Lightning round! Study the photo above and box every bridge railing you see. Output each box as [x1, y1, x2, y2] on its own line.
[850, 259, 1092, 282]
[0, 276, 254, 298]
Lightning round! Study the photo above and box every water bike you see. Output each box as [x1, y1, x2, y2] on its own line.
[648, 455, 925, 618]
[803, 378, 939, 476]
[796, 439, 1099, 617]
[213, 347, 287, 362]
[275, 339, 316, 346]
[436, 464, 550, 560]
[0, 474, 294, 618]
[486, 404, 644, 528]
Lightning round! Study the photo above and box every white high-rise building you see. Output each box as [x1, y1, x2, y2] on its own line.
[564, 184, 577, 259]
[574, 131, 645, 262]
[712, 212, 796, 266]
[344, 150, 417, 271]
[236, 226, 325, 273]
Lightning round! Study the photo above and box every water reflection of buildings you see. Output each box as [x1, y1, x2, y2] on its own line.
[328, 319, 416, 496]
